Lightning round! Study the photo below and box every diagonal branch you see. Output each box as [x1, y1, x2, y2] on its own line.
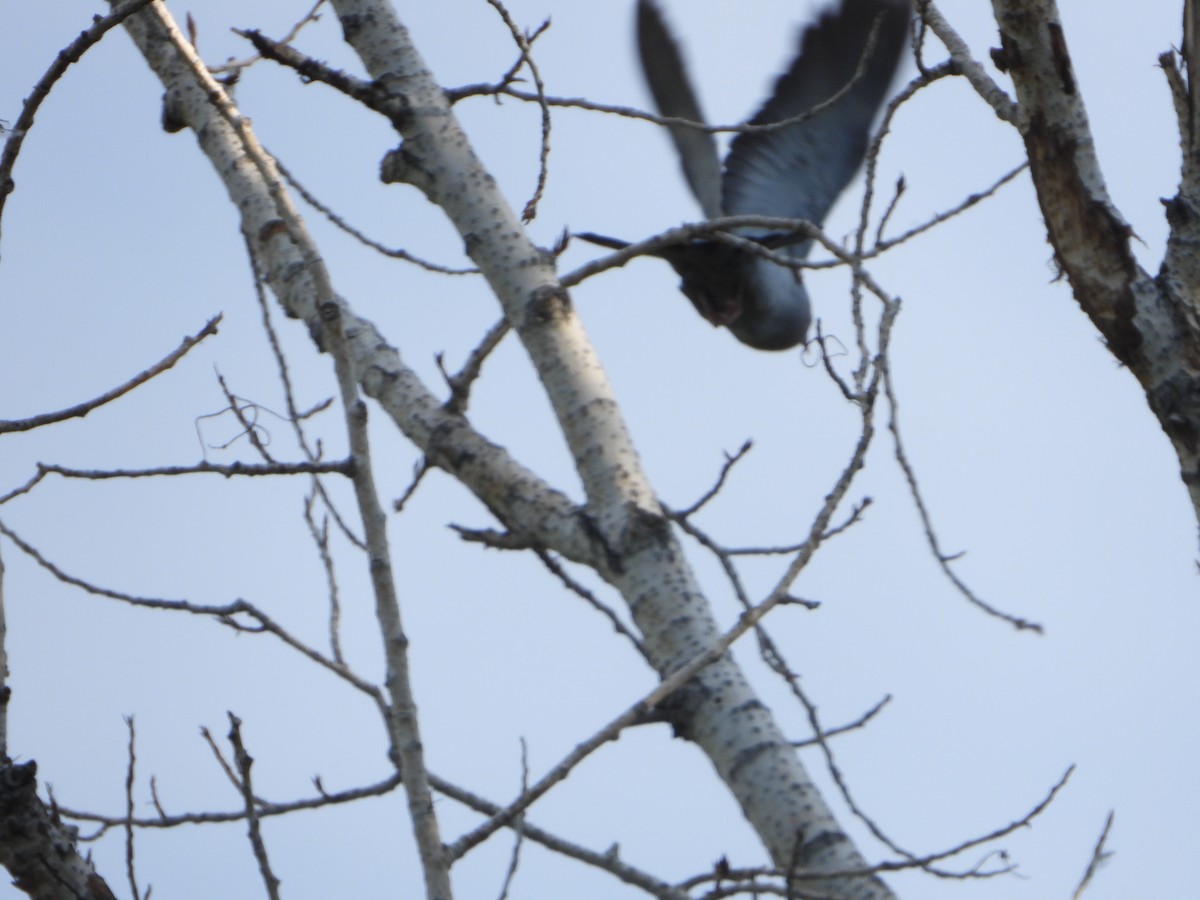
[0, 0, 158, 251]
[0, 316, 221, 434]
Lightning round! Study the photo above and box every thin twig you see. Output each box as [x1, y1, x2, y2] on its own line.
[209, 0, 326, 75]
[0, 545, 7, 762]
[496, 739, 530, 900]
[0, 520, 383, 699]
[1072, 811, 1115, 899]
[65, 771, 403, 835]
[243, 236, 366, 552]
[0, 0, 157, 248]
[485, 1, 551, 222]
[672, 441, 753, 519]
[882, 363, 1042, 631]
[790, 695, 892, 748]
[564, 214, 869, 292]
[533, 549, 646, 657]
[392, 459, 431, 513]
[0, 316, 221, 434]
[149, 777, 166, 819]
[273, 155, 477, 273]
[235, 29, 410, 128]
[450, 13, 896, 143]
[444, 365, 894, 865]
[214, 373, 277, 463]
[439, 317, 511, 415]
[123, 717, 142, 900]
[199, 726, 245, 797]
[39, 459, 351, 480]
[303, 492, 344, 665]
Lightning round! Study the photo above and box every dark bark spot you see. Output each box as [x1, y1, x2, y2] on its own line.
[160, 88, 186, 133]
[1047, 23, 1076, 95]
[655, 680, 710, 740]
[727, 740, 775, 781]
[257, 218, 289, 244]
[526, 283, 571, 325]
[992, 33, 1021, 72]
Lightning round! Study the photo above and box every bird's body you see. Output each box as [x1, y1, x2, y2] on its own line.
[580, 0, 911, 351]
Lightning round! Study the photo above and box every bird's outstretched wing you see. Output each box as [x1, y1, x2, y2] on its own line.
[722, 0, 910, 227]
[636, 0, 724, 220]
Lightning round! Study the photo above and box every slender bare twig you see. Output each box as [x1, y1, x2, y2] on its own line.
[485, 1, 551, 222]
[432, 775, 684, 899]
[771, 646, 997, 880]
[208, 0, 326, 75]
[66, 762, 685, 899]
[439, 317, 511, 415]
[54, 459, 348, 480]
[65, 771, 403, 835]
[874, 162, 1027, 252]
[882, 363, 1041, 631]
[214, 374, 278, 462]
[0, 458, 351, 506]
[875, 176, 907, 247]
[809, 323, 859, 402]
[532, 549, 646, 656]
[790, 695, 892, 748]
[0, 545, 7, 763]
[672, 441, 753, 519]
[123, 717, 142, 900]
[450, 10, 892, 143]
[496, 739, 530, 900]
[227, 715, 281, 900]
[1072, 811, 1115, 899]
[0, 0, 157, 246]
[445, 345, 889, 860]
[273, 156, 477, 273]
[564, 214, 867, 292]
[0, 520, 384, 700]
[320, 272, 450, 893]
[753, 767, 1076, 886]
[850, 59, 951, 387]
[303, 492, 344, 664]
[243, 239, 366, 552]
[149, 777, 166, 819]
[214, 31, 452, 878]
[392, 459, 431, 513]
[0, 316, 221, 434]
[200, 726, 250, 799]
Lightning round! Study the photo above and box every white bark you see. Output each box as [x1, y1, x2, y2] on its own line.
[115, 0, 897, 894]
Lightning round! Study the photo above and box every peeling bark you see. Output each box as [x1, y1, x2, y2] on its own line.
[0, 762, 118, 900]
[988, 0, 1200, 524]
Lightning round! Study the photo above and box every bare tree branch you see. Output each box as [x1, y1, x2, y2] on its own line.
[123, 717, 142, 900]
[0, 316, 221, 434]
[1072, 811, 1115, 899]
[0, 0, 158, 250]
[227, 715, 282, 900]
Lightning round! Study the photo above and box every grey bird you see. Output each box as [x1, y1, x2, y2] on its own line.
[579, 0, 911, 350]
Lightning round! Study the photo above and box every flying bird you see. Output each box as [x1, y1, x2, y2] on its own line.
[578, 0, 911, 350]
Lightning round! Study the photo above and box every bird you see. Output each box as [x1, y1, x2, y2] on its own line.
[577, 0, 911, 351]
